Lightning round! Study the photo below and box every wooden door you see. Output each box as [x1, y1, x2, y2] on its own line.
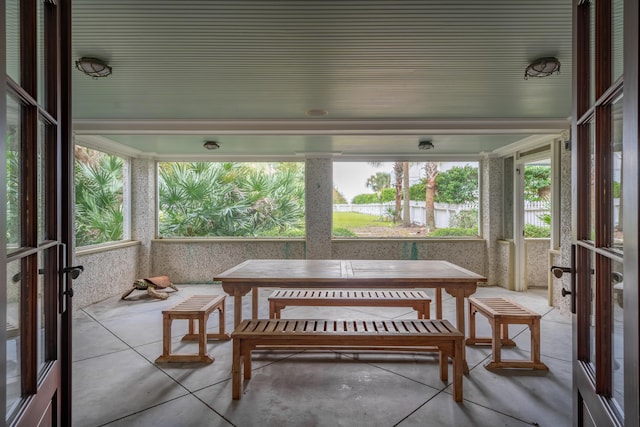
[571, 0, 638, 425]
[2, 0, 74, 425]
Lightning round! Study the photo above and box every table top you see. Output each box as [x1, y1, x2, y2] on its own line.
[215, 259, 486, 288]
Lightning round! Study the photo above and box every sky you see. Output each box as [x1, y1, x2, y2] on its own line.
[332, 161, 475, 203]
[332, 162, 397, 202]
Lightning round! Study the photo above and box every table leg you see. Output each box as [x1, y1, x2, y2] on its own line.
[435, 288, 443, 319]
[234, 294, 242, 329]
[454, 291, 469, 374]
[252, 287, 258, 319]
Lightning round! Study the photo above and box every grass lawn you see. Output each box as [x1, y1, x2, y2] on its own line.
[332, 211, 393, 229]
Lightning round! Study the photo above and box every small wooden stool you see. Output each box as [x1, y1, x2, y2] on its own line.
[155, 295, 230, 364]
[467, 297, 548, 370]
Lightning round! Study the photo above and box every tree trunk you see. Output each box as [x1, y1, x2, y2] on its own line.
[403, 162, 411, 226]
[393, 162, 403, 223]
[425, 162, 438, 231]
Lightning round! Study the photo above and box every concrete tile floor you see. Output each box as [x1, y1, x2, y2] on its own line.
[72, 285, 572, 427]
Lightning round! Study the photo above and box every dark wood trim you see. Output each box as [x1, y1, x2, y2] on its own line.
[622, 0, 639, 423]
[575, 0, 591, 119]
[595, 0, 612, 98]
[1, 0, 8, 421]
[59, 0, 74, 423]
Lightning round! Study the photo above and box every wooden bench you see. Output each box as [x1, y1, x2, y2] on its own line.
[231, 318, 463, 401]
[155, 295, 230, 364]
[466, 297, 548, 370]
[268, 289, 431, 319]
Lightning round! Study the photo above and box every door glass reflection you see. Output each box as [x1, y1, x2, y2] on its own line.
[6, 260, 21, 414]
[611, 96, 623, 251]
[611, 260, 624, 415]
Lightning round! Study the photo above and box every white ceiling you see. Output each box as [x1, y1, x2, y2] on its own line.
[71, 0, 573, 159]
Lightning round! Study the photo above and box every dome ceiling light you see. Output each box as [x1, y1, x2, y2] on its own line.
[524, 57, 560, 79]
[203, 140, 220, 150]
[75, 57, 112, 78]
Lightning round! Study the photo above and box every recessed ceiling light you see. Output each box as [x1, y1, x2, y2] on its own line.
[203, 140, 220, 150]
[305, 109, 328, 117]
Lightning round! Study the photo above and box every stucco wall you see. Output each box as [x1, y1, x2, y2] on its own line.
[73, 242, 141, 309]
[525, 239, 551, 288]
[151, 239, 306, 281]
[332, 239, 486, 276]
[71, 238, 489, 309]
[495, 240, 514, 290]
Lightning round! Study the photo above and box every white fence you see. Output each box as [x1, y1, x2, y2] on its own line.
[334, 201, 551, 228]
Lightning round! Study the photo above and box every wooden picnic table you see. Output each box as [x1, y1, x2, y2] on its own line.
[215, 259, 485, 371]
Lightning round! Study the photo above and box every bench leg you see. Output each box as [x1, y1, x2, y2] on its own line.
[531, 320, 549, 370]
[162, 316, 172, 358]
[491, 320, 501, 364]
[198, 315, 207, 358]
[453, 339, 463, 402]
[232, 338, 242, 399]
[243, 343, 252, 379]
[439, 349, 448, 382]
[269, 301, 283, 319]
[466, 304, 477, 345]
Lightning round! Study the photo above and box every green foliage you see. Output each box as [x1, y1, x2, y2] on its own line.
[380, 187, 396, 202]
[613, 181, 621, 198]
[333, 187, 347, 204]
[75, 152, 124, 246]
[524, 224, 551, 238]
[409, 181, 426, 201]
[365, 172, 391, 193]
[524, 165, 551, 202]
[352, 193, 379, 204]
[434, 165, 478, 204]
[6, 148, 20, 245]
[352, 188, 396, 204]
[428, 227, 478, 237]
[449, 209, 478, 229]
[332, 227, 356, 237]
[158, 162, 305, 237]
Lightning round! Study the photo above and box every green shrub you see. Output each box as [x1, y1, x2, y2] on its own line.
[450, 209, 478, 229]
[524, 224, 551, 238]
[428, 227, 478, 237]
[332, 227, 356, 237]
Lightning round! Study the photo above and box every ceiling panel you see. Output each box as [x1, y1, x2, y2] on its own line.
[71, 0, 572, 157]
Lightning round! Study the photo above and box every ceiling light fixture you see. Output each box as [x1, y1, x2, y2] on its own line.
[305, 109, 328, 117]
[75, 57, 112, 78]
[203, 140, 220, 150]
[524, 57, 560, 79]
[418, 139, 434, 150]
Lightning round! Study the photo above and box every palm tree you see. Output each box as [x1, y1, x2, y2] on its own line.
[393, 162, 403, 222]
[403, 162, 411, 226]
[365, 172, 391, 200]
[424, 162, 439, 231]
[75, 152, 124, 246]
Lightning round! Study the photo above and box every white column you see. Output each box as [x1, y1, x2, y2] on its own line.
[130, 157, 156, 277]
[305, 157, 333, 259]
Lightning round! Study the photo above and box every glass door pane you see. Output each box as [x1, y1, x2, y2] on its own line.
[611, 96, 623, 250]
[612, 0, 624, 82]
[611, 258, 624, 415]
[5, 96, 21, 254]
[5, 0, 20, 83]
[5, 259, 21, 414]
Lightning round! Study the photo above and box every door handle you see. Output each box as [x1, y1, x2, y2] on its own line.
[551, 245, 576, 313]
[550, 266, 572, 278]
